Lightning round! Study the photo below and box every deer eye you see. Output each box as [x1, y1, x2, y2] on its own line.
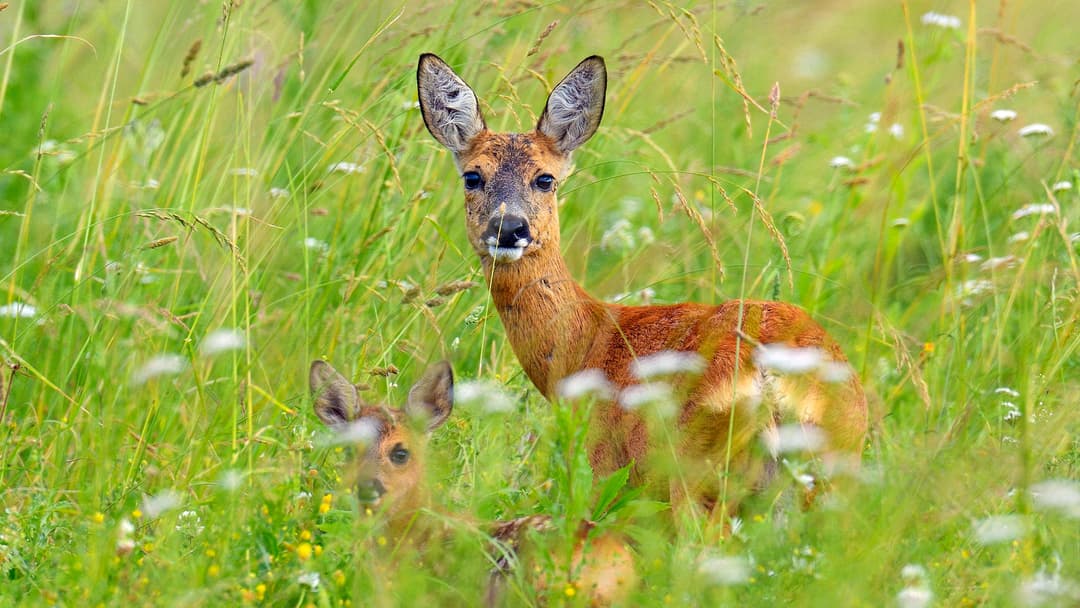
[388, 443, 410, 466]
[463, 171, 483, 191]
[533, 174, 555, 192]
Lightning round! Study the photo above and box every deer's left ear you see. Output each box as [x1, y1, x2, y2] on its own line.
[310, 360, 361, 427]
[404, 361, 454, 432]
[536, 55, 607, 154]
[417, 53, 487, 156]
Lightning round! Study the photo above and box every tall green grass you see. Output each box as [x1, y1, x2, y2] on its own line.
[1, 1, 1077, 605]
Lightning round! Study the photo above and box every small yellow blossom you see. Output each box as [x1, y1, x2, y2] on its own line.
[564, 585, 576, 598]
[319, 502, 331, 514]
[923, 342, 935, 354]
[296, 542, 313, 561]
[376, 536, 387, 547]
[207, 564, 220, 577]
[205, 549, 216, 558]
[91, 512, 105, 524]
[333, 570, 346, 586]
[314, 545, 323, 557]
[131, 509, 143, 519]
[299, 530, 312, 541]
[142, 543, 154, 553]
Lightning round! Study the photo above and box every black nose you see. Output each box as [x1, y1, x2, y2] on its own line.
[484, 214, 531, 248]
[357, 478, 386, 502]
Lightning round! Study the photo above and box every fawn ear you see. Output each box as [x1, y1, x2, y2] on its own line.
[310, 360, 360, 427]
[417, 54, 486, 156]
[405, 361, 453, 432]
[537, 55, 606, 154]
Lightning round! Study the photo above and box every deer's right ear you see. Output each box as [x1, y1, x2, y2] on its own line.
[310, 360, 360, 427]
[417, 54, 486, 156]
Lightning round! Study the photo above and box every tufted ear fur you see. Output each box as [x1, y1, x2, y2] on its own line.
[310, 360, 360, 427]
[536, 56, 607, 154]
[417, 54, 487, 156]
[404, 361, 454, 432]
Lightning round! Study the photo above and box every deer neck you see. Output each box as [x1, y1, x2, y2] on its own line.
[482, 245, 609, 398]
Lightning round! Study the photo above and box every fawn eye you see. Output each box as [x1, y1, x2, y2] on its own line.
[389, 444, 410, 466]
[463, 171, 483, 191]
[533, 174, 555, 192]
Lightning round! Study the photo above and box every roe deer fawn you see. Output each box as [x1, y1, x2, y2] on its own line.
[416, 54, 868, 518]
[309, 359, 636, 605]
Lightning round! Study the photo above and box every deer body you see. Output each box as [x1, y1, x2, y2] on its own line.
[417, 54, 868, 511]
[309, 360, 636, 605]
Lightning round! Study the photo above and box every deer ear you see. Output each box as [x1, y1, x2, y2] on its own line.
[404, 361, 453, 432]
[536, 56, 606, 154]
[417, 54, 486, 156]
[310, 360, 360, 427]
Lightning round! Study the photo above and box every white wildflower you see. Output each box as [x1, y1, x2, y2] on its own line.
[630, 351, 706, 379]
[618, 382, 674, 411]
[1012, 203, 1057, 220]
[994, 387, 1020, 397]
[901, 564, 928, 582]
[921, 11, 962, 29]
[1015, 570, 1080, 607]
[889, 123, 904, 138]
[818, 361, 852, 383]
[144, 178, 161, 190]
[232, 207, 252, 216]
[1002, 403, 1021, 422]
[304, 237, 330, 253]
[754, 344, 826, 374]
[269, 187, 290, 199]
[556, 369, 614, 401]
[116, 538, 136, 556]
[697, 554, 750, 586]
[296, 491, 312, 501]
[601, 218, 635, 252]
[454, 380, 515, 413]
[897, 586, 933, 608]
[971, 515, 1027, 545]
[329, 161, 364, 174]
[865, 112, 881, 133]
[963, 253, 983, 263]
[297, 571, 321, 591]
[0, 302, 37, 318]
[218, 469, 244, 491]
[637, 226, 655, 246]
[980, 256, 1021, 271]
[830, 156, 855, 169]
[990, 109, 1017, 122]
[1050, 180, 1072, 192]
[132, 354, 187, 384]
[141, 490, 182, 519]
[1029, 480, 1080, 518]
[1008, 232, 1030, 244]
[176, 510, 205, 535]
[958, 279, 994, 298]
[199, 328, 246, 356]
[1018, 123, 1054, 138]
[892, 218, 911, 228]
[119, 518, 136, 537]
[761, 423, 826, 456]
[229, 167, 258, 177]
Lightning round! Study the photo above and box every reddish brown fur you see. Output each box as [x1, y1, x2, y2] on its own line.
[417, 54, 869, 516]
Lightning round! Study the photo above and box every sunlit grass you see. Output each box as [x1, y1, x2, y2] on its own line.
[1, 1, 1078, 606]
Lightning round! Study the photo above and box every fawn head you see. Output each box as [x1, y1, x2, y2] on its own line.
[417, 54, 606, 264]
[309, 360, 453, 520]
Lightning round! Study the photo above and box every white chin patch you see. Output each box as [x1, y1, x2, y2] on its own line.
[488, 246, 525, 262]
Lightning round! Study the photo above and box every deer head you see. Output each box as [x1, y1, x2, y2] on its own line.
[309, 360, 453, 527]
[417, 54, 607, 265]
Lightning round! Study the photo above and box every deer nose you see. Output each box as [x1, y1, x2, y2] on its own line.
[356, 478, 386, 503]
[483, 214, 531, 249]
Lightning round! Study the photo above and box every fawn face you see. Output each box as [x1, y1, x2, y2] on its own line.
[309, 360, 453, 520]
[417, 54, 607, 264]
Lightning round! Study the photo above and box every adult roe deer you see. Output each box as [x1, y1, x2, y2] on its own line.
[416, 53, 868, 518]
[309, 359, 636, 605]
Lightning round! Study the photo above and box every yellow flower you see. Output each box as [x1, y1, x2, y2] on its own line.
[314, 545, 323, 557]
[299, 530, 312, 541]
[91, 512, 105, 524]
[207, 564, 220, 577]
[923, 341, 935, 354]
[319, 502, 331, 514]
[332, 570, 346, 586]
[564, 585, 576, 598]
[296, 542, 313, 561]
[376, 536, 387, 547]
[205, 549, 216, 558]
[131, 509, 143, 519]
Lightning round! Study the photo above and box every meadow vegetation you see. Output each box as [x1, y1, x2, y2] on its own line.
[1, 1, 1078, 605]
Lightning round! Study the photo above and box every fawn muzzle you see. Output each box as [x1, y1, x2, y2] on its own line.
[482, 212, 532, 262]
[356, 478, 387, 504]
